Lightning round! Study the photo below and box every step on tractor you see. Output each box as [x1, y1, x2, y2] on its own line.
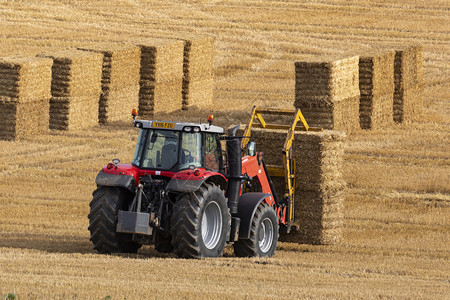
[88, 107, 320, 258]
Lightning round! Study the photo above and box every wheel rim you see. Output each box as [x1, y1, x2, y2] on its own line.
[201, 201, 223, 249]
[258, 217, 274, 253]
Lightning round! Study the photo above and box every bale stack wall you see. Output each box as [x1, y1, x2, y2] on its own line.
[138, 39, 184, 118]
[359, 50, 395, 129]
[393, 44, 424, 123]
[237, 126, 346, 245]
[78, 45, 141, 124]
[181, 36, 214, 109]
[38, 50, 103, 130]
[294, 55, 360, 132]
[0, 57, 52, 140]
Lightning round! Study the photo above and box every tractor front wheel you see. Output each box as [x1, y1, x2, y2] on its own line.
[170, 183, 230, 259]
[88, 186, 141, 254]
[233, 202, 278, 257]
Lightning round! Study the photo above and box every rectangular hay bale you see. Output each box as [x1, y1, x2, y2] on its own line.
[393, 83, 424, 123]
[0, 56, 53, 102]
[49, 95, 99, 130]
[78, 44, 141, 123]
[0, 98, 49, 140]
[296, 96, 360, 131]
[38, 50, 103, 130]
[394, 44, 424, 91]
[236, 126, 346, 245]
[138, 39, 184, 117]
[181, 35, 214, 109]
[295, 55, 361, 132]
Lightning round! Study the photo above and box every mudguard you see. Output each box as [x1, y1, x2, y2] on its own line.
[237, 192, 271, 239]
[95, 171, 136, 193]
[166, 170, 227, 193]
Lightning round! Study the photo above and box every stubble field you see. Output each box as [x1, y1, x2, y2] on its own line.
[0, 0, 449, 299]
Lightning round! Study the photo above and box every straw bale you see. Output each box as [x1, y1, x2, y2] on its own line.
[295, 55, 360, 132]
[235, 126, 346, 244]
[295, 55, 360, 101]
[138, 39, 184, 117]
[98, 86, 140, 124]
[392, 45, 424, 124]
[359, 93, 394, 129]
[0, 56, 52, 102]
[296, 96, 360, 131]
[78, 44, 141, 124]
[38, 50, 103, 129]
[280, 224, 343, 245]
[393, 83, 424, 123]
[181, 35, 214, 109]
[0, 98, 49, 140]
[359, 49, 395, 96]
[49, 95, 99, 130]
[182, 78, 214, 109]
[38, 50, 103, 98]
[394, 44, 424, 91]
[357, 50, 396, 130]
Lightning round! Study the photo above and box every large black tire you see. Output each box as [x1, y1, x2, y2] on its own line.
[170, 183, 230, 259]
[88, 186, 141, 254]
[233, 202, 278, 257]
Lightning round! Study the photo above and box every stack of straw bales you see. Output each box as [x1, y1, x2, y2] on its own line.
[359, 50, 395, 129]
[393, 44, 424, 123]
[78, 45, 141, 124]
[294, 55, 360, 132]
[181, 35, 214, 109]
[237, 126, 346, 245]
[138, 39, 184, 118]
[0, 57, 52, 140]
[38, 50, 103, 130]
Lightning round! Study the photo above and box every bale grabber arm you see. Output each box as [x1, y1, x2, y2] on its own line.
[241, 106, 322, 225]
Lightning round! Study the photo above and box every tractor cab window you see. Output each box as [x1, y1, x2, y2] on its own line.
[132, 129, 146, 167]
[205, 133, 220, 171]
[180, 132, 203, 170]
[133, 129, 180, 170]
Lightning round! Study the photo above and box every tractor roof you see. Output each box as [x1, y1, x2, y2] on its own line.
[133, 119, 224, 134]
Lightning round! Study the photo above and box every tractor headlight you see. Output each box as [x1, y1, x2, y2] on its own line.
[183, 126, 192, 132]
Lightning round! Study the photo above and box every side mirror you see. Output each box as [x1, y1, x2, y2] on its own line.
[247, 141, 256, 156]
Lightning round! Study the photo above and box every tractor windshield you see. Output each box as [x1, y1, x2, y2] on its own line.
[132, 129, 180, 170]
[132, 129, 205, 171]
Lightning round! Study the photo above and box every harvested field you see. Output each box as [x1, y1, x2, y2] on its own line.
[78, 44, 141, 124]
[0, 1, 449, 299]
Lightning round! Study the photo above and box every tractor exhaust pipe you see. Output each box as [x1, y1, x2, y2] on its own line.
[226, 125, 242, 216]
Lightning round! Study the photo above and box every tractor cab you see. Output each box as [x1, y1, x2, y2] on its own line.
[131, 119, 224, 173]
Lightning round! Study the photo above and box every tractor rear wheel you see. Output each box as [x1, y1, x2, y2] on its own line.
[170, 183, 230, 259]
[88, 186, 141, 254]
[233, 203, 278, 257]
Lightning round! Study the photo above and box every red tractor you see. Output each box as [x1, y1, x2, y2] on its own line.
[89, 108, 312, 258]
